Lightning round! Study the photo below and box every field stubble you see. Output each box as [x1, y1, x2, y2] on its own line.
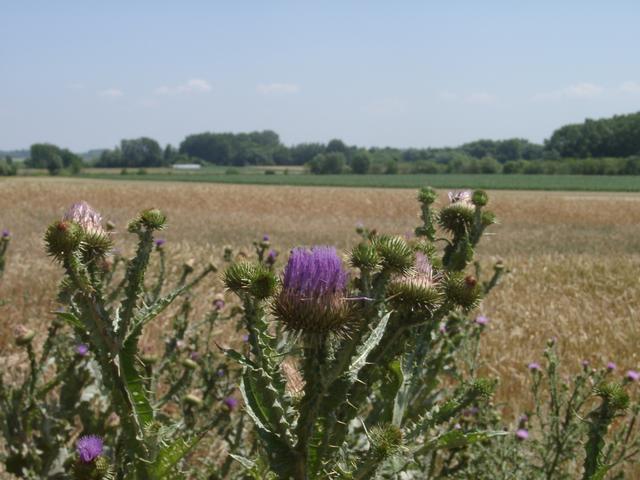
[1, 177, 639, 414]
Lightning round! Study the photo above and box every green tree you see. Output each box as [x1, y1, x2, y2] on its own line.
[350, 150, 371, 174]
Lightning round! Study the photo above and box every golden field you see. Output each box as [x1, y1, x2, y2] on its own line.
[1, 177, 639, 413]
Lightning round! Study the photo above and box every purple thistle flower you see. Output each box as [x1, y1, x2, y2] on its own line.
[274, 246, 351, 334]
[448, 190, 473, 208]
[626, 370, 640, 382]
[439, 323, 447, 334]
[155, 238, 166, 248]
[242, 334, 249, 342]
[581, 359, 589, 368]
[528, 362, 541, 372]
[189, 351, 200, 361]
[266, 249, 278, 264]
[213, 298, 225, 310]
[63, 201, 104, 235]
[224, 396, 239, 410]
[1, 229, 9, 239]
[262, 234, 270, 242]
[283, 246, 348, 298]
[515, 429, 529, 440]
[217, 369, 226, 377]
[75, 344, 89, 357]
[607, 362, 617, 371]
[475, 315, 489, 326]
[76, 435, 103, 463]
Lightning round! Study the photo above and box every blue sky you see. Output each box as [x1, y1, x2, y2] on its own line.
[2, 1, 640, 151]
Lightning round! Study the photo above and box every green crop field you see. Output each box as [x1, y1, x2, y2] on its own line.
[77, 170, 640, 191]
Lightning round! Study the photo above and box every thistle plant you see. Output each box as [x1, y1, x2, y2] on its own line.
[222, 187, 506, 479]
[0, 228, 10, 278]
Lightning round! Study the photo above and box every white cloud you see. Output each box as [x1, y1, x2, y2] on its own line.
[98, 88, 124, 98]
[533, 82, 604, 101]
[256, 83, 300, 95]
[620, 81, 640, 94]
[154, 78, 212, 95]
[465, 92, 496, 104]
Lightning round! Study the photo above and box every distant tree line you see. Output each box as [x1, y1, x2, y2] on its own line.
[11, 110, 640, 176]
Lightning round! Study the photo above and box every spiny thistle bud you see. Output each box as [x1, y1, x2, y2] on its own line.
[465, 378, 496, 400]
[44, 220, 83, 260]
[471, 190, 489, 207]
[387, 252, 442, 314]
[373, 235, 414, 274]
[182, 358, 198, 370]
[184, 393, 203, 407]
[350, 242, 380, 271]
[369, 424, 403, 460]
[128, 208, 166, 232]
[594, 383, 630, 412]
[14, 325, 35, 346]
[481, 210, 497, 227]
[439, 191, 475, 236]
[417, 186, 437, 206]
[445, 272, 482, 310]
[272, 246, 352, 335]
[224, 262, 277, 300]
[183, 258, 195, 274]
[64, 201, 112, 255]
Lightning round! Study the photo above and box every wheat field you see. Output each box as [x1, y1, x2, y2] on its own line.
[1, 177, 639, 413]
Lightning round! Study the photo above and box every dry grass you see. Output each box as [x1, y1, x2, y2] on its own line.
[1, 177, 639, 413]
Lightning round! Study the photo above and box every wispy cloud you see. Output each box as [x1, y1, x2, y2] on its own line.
[98, 88, 124, 98]
[620, 81, 640, 94]
[533, 82, 604, 101]
[154, 78, 212, 95]
[256, 83, 300, 95]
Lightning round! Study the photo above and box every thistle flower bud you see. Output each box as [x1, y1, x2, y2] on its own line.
[272, 246, 352, 335]
[224, 262, 277, 300]
[128, 208, 166, 232]
[155, 238, 166, 249]
[75, 343, 89, 357]
[387, 253, 442, 314]
[439, 191, 475, 235]
[350, 242, 380, 271]
[182, 358, 198, 370]
[355, 222, 365, 234]
[62, 202, 112, 255]
[266, 249, 278, 266]
[515, 429, 529, 441]
[471, 190, 489, 207]
[44, 220, 83, 260]
[14, 325, 35, 346]
[1, 229, 10, 239]
[417, 186, 437, 205]
[369, 424, 403, 460]
[594, 382, 630, 411]
[224, 396, 239, 410]
[184, 393, 203, 407]
[373, 235, 414, 274]
[183, 258, 195, 274]
[444, 273, 482, 310]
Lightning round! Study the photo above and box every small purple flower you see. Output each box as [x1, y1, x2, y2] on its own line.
[155, 238, 166, 248]
[75, 344, 89, 357]
[519, 414, 529, 424]
[515, 429, 529, 440]
[242, 334, 249, 342]
[1, 229, 9, 239]
[528, 362, 541, 372]
[76, 435, 103, 463]
[217, 369, 226, 377]
[475, 315, 489, 326]
[213, 298, 225, 311]
[607, 362, 617, 371]
[262, 234, 270, 242]
[626, 370, 640, 382]
[439, 323, 447, 334]
[224, 396, 239, 410]
[581, 359, 589, 368]
[189, 351, 200, 361]
[266, 249, 278, 265]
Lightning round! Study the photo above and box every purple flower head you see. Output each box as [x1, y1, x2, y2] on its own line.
[63, 201, 104, 235]
[213, 298, 225, 311]
[224, 396, 239, 410]
[475, 315, 489, 326]
[607, 362, 617, 371]
[448, 190, 473, 208]
[1, 229, 9, 239]
[275, 246, 352, 334]
[189, 351, 200, 361]
[439, 323, 447, 334]
[528, 362, 541, 372]
[217, 369, 226, 377]
[76, 435, 103, 463]
[262, 234, 270, 242]
[581, 359, 589, 368]
[155, 238, 166, 248]
[266, 249, 278, 264]
[283, 246, 348, 298]
[242, 334, 249, 342]
[75, 344, 89, 357]
[515, 429, 529, 440]
[626, 370, 640, 382]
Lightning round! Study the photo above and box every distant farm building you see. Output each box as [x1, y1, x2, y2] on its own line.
[172, 164, 201, 170]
